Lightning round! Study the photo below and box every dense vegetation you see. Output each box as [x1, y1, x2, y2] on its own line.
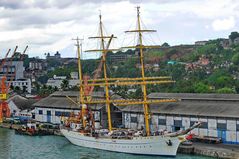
[34, 32, 239, 96]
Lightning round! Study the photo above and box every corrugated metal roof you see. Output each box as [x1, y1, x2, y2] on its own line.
[33, 91, 239, 118]
[33, 91, 106, 110]
[51, 91, 105, 97]
[148, 93, 239, 101]
[122, 100, 239, 118]
[7, 95, 37, 110]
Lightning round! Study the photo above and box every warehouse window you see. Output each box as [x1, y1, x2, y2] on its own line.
[39, 110, 43, 115]
[131, 117, 137, 123]
[55, 111, 71, 117]
[64, 112, 70, 117]
[217, 123, 227, 130]
[174, 120, 182, 127]
[158, 119, 166, 125]
[47, 111, 51, 116]
[190, 121, 199, 127]
[199, 122, 208, 129]
[55, 111, 62, 116]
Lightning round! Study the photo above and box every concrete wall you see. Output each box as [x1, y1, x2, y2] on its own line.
[123, 112, 239, 144]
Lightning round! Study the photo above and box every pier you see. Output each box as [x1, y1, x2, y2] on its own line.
[179, 142, 239, 159]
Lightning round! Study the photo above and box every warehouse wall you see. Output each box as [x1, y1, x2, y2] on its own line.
[123, 112, 239, 144]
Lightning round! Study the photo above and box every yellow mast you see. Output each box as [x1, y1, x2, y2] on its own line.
[85, 14, 116, 132]
[99, 14, 113, 132]
[137, 6, 150, 136]
[123, 6, 157, 136]
[78, 8, 177, 135]
[73, 37, 87, 128]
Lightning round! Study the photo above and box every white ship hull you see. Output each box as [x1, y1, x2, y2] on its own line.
[61, 128, 183, 156]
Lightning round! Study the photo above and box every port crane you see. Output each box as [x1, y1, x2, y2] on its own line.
[0, 46, 28, 123]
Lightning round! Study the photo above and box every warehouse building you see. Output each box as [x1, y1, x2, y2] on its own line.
[33, 91, 239, 144]
[33, 91, 123, 128]
[122, 93, 239, 144]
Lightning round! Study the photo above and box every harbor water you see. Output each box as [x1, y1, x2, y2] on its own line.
[0, 128, 211, 159]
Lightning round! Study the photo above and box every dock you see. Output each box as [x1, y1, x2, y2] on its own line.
[0, 122, 21, 129]
[179, 142, 239, 159]
[0, 123, 61, 136]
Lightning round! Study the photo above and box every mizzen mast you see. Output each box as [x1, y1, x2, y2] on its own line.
[123, 6, 165, 136]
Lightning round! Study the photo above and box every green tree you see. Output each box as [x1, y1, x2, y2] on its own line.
[232, 53, 239, 65]
[37, 75, 48, 84]
[14, 86, 21, 94]
[162, 42, 170, 47]
[215, 76, 234, 88]
[61, 79, 69, 90]
[216, 87, 235, 94]
[229, 32, 239, 41]
[193, 82, 210, 93]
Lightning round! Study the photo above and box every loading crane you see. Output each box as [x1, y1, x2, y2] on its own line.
[0, 46, 28, 123]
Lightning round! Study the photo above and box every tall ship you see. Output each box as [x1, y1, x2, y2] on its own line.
[60, 7, 200, 156]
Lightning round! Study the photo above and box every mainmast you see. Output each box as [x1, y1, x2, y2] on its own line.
[99, 14, 113, 132]
[85, 13, 116, 132]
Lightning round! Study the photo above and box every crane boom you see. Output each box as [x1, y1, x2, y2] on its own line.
[0, 49, 11, 70]
[87, 34, 114, 96]
[7, 46, 28, 90]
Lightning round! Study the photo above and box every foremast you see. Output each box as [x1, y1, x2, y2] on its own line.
[74, 37, 87, 127]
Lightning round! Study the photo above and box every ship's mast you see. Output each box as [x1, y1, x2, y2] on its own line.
[85, 14, 116, 132]
[136, 6, 151, 136]
[99, 14, 113, 132]
[81, 8, 177, 136]
[73, 37, 87, 128]
[124, 6, 158, 136]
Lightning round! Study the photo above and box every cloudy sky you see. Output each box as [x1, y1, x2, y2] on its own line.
[0, 0, 238, 58]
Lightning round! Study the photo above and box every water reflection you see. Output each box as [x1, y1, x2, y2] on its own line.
[0, 128, 11, 159]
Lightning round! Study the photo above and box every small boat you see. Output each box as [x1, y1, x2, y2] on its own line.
[15, 123, 54, 136]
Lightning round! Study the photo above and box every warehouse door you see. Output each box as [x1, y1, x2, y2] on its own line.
[47, 111, 51, 123]
[217, 130, 226, 143]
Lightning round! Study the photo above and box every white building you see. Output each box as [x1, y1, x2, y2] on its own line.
[122, 93, 239, 144]
[0, 61, 24, 80]
[7, 95, 36, 116]
[46, 79, 79, 89]
[0, 60, 32, 93]
[46, 73, 79, 89]
[33, 91, 122, 127]
[9, 78, 32, 93]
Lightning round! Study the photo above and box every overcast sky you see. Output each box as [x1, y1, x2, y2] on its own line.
[0, 0, 238, 58]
